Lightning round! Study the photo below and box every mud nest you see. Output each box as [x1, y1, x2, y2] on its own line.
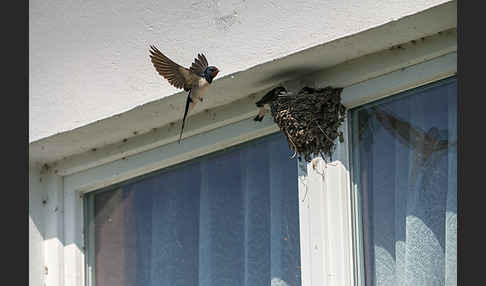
[270, 86, 346, 162]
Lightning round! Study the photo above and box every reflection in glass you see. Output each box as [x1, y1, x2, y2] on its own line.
[351, 77, 457, 286]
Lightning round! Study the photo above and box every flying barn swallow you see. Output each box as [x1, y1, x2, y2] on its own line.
[149, 46, 219, 143]
[253, 86, 288, 121]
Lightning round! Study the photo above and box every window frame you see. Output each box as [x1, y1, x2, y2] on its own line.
[49, 36, 456, 286]
[347, 75, 457, 286]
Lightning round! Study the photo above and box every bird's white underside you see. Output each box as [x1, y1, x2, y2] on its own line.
[192, 77, 210, 99]
[187, 77, 210, 114]
[258, 106, 266, 117]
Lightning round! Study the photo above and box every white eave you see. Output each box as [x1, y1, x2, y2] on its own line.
[29, 1, 457, 172]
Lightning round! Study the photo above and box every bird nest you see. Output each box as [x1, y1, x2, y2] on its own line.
[270, 86, 346, 162]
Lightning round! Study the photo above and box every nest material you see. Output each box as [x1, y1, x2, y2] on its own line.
[270, 86, 346, 162]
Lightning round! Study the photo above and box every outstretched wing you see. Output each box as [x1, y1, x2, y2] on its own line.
[149, 45, 200, 91]
[373, 107, 426, 150]
[189, 53, 209, 76]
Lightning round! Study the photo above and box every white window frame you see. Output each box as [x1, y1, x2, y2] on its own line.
[42, 31, 456, 286]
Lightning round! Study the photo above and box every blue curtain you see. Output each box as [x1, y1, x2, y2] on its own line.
[92, 133, 301, 286]
[351, 77, 457, 286]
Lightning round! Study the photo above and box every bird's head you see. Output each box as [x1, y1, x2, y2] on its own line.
[425, 127, 440, 142]
[273, 86, 287, 95]
[204, 66, 220, 83]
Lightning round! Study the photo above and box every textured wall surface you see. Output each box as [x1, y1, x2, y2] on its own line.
[29, 0, 451, 142]
[29, 165, 45, 286]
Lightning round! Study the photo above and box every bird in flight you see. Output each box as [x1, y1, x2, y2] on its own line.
[372, 106, 455, 165]
[253, 86, 288, 122]
[149, 46, 220, 143]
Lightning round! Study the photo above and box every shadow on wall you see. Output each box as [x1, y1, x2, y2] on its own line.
[257, 67, 320, 86]
[29, 165, 46, 285]
[30, 164, 88, 285]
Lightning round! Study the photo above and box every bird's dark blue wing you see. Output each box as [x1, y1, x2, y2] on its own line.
[149, 45, 199, 91]
[189, 54, 209, 77]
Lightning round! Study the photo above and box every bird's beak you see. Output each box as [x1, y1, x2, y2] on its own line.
[213, 68, 220, 77]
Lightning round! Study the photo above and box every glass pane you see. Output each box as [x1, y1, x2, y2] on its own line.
[87, 133, 301, 286]
[350, 77, 457, 286]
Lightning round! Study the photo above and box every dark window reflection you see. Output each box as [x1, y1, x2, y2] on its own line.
[88, 133, 301, 286]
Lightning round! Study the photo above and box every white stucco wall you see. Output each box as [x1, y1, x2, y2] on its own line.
[29, 2, 457, 285]
[29, 0, 451, 142]
[29, 165, 46, 286]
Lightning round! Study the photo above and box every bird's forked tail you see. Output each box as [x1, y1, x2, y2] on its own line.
[179, 90, 193, 144]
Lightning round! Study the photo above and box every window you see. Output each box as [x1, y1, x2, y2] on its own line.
[85, 133, 302, 286]
[70, 52, 456, 286]
[350, 77, 457, 285]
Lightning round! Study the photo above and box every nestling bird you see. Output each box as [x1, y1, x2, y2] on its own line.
[149, 45, 220, 143]
[253, 86, 288, 121]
